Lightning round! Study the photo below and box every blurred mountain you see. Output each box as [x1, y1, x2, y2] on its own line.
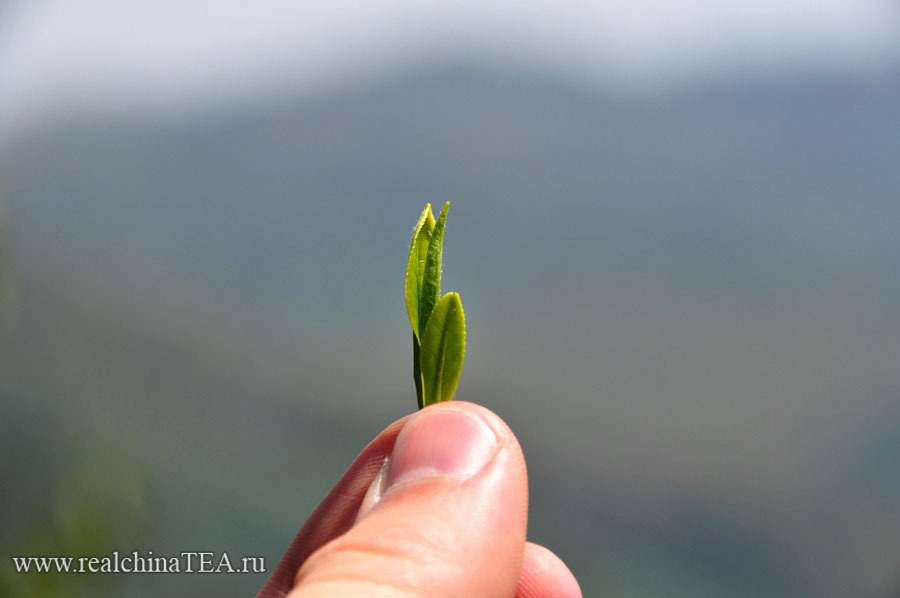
[2, 67, 899, 596]
[4, 68, 899, 302]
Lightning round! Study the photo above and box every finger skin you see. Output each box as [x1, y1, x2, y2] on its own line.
[259, 402, 580, 598]
[516, 542, 582, 598]
[257, 415, 410, 598]
[288, 402, 529, 597]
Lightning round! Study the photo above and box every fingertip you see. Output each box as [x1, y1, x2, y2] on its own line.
[517, 542, 582, 598]
[290, 400, 530, 597]
[418, 401, 524, 464]
[383, 405, 500, 492]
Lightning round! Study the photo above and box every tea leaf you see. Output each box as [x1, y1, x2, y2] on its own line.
[419, 292, 466, 406]
[405, 202, 465, 409]
[406, 205, 436, 409]
[405, 204, 435, 340]
[419, 202, 449, 334]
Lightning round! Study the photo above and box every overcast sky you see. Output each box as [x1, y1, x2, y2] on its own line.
[1, 0, 899, 143]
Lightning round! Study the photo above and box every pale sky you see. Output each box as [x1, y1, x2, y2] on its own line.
[1, 0, 899, 143]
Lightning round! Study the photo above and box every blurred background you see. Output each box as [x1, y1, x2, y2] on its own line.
[1, 1, 899, 596]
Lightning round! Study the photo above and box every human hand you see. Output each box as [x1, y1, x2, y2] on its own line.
[258, 401, 581, 597]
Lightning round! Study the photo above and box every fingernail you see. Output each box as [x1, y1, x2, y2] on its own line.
[355, 457, 390, 523]
[385, 407, 498, 492]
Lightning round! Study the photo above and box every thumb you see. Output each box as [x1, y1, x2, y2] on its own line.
[288, 401, 528, 598]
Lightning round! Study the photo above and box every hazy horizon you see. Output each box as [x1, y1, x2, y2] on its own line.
[1, 0, 899, 145]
